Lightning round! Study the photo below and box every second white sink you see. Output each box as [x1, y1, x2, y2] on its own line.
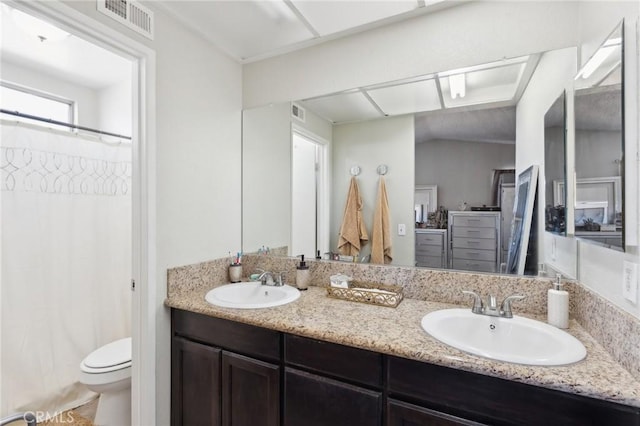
[205, 282, 300, 309]
[421, 309, 586, 366]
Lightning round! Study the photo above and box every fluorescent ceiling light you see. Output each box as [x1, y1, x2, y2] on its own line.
[578, 45, 617, 79]
[449, 74, 466, 99]
[11, 9, 69, 42]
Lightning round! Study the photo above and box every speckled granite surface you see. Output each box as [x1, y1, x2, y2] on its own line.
[166, 254, 640, 408]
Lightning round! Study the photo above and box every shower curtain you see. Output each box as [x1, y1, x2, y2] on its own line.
[0, 122, 132, 417]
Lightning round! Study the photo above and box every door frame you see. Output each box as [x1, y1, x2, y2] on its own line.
[291, 125, 330, 258]
[5, 1, 157, 424]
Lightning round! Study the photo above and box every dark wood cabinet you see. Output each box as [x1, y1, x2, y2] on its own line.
[387, 355, 640, 426]
[221, 351, 280, 426]
[171, 309, 640, 426]
[387, 399, 485, 426]
[171, 337, 221, 426]
[171, 310, 281, 426]
[284, 368, 382, 426]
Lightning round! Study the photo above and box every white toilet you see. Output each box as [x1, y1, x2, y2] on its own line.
[79, 337, 132, 426]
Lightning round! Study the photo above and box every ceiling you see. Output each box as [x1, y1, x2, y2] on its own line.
[0, 4, 132, 89]
[150, 0, 459, 63]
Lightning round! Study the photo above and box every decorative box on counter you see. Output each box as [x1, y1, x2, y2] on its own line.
[326, 280, 403, 308]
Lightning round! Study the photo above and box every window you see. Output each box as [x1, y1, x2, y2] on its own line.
[0, 81, 74, 131]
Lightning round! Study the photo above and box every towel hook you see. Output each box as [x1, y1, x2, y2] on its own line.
[350, 165, 361, 176]
[377, 164, 388, 175]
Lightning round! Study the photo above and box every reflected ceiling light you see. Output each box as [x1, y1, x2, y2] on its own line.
[578, 45, 617, 79]
[449, 74, 466, 99]
[11, 8, 69, 42]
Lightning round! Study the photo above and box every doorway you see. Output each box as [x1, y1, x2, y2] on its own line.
[0, 2, 154, 424]
[291, 129, 328, 260]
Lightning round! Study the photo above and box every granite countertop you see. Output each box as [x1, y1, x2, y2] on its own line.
[165, 285, 640, 408]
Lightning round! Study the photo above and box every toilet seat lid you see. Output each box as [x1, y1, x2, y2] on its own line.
[83, 337, 131, 369]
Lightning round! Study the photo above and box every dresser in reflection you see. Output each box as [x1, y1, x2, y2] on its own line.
[448, 211, 501, 273]
[415, 229, 447, 269]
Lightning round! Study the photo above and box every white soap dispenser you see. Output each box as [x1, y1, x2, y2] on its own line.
[547, 274, 569, 329]
[296, 254, 310, 291]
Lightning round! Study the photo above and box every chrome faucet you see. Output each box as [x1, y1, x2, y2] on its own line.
[255, 270, 285, 287]
[462, 291, 524, 318]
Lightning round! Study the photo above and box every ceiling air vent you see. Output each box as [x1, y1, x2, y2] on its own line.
[292, 104, 306, 122]
[97, 0, 154, 40]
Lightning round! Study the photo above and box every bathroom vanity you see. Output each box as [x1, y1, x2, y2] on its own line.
[167, 285, 640, 426]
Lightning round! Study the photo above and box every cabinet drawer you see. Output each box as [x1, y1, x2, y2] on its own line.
[284, 368, 382, 426]
[452, 248, 496, 262]
[416, 245, 443, 257]
[387, 399, 486, 426]
[416, 256, 443, 268]
[452, 237, 496, 250]
[416, 232, 443, 246]
[451, 215, 497, 228]
[285, 334, 382, 387]
[172, 309, 281, 362]
[452, 227, 495, 239]
[452, 259, 496, 273]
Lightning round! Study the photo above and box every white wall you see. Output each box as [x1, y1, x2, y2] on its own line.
[575, 2, 640, 318]
[516, 47, 578, 277]
[243, 1, 579, 108]
[62, 2, 244, 425]
[243, 103, 291, 253]
[98, 78, 132, 137]
[332, 115, 414, 266]
[1, 60, 100, 129]
[415, 140, 515, 211]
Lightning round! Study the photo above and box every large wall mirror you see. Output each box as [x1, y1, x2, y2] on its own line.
[242, 48, 574, 276]
[544, 91, 567, 235]
[573, 22, 624, 251]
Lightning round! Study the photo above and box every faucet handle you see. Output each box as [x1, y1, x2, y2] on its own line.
[462, 290, 484, 313]
[276, 271, 287, 286]
[500, 294, 525, 318]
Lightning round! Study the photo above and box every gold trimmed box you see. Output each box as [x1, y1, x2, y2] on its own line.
[326, 282, 403, 308]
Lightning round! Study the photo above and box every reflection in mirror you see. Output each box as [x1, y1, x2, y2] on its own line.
[241, 52, 567, 276]
[544, 91, 567, 235]
[573, 22, 624, 250]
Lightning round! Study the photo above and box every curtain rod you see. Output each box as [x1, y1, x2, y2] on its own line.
[0, 109, 132, 140]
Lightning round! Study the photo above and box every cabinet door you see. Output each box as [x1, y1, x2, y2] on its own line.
[284, 368, 382, 426]
[387, 399, 485, 426]
[221, 351, 280, 426]
[172, 337, 221, 426]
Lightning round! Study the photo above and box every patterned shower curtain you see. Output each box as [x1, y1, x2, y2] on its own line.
[0, 122, 132, 417]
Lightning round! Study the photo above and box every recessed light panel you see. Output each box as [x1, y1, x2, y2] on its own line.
[367, 79, 441, 115]
[291, 1, 418, 36]
[301, 91, 382, 123]
[439, 62, 526, 108]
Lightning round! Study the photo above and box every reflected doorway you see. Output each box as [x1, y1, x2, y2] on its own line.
[291, 130, 328, 259]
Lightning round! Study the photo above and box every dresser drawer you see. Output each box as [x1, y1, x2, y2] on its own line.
[452, 259, 497, 273]
[452, 248, 496, 262]
[416, 232, 443, 246]
[451, 215, 497, 228]
[452, 237, 496, 250]
[452, 227, 496, 239]
[416, 245, 443, 257]
[416, 255, 443, 268]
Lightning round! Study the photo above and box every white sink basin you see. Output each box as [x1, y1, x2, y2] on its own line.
[421, 309, 586, 366]
[205, 282, 300, 309]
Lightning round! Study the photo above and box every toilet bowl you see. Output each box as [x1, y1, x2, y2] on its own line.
[79, 337, 131, 426]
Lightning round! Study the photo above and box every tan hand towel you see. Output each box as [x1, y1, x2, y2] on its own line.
[338, 177, 369, 256]
[371, 176, 392, 264]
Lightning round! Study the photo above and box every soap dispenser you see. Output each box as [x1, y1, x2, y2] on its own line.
[547, 274, 569, 329]
[296, 254, 310, 291]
